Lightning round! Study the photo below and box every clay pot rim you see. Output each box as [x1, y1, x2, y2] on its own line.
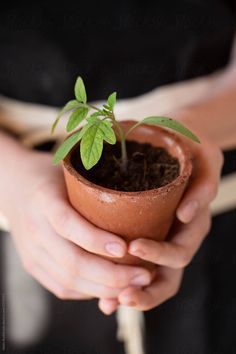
[62, 120, 193, 196]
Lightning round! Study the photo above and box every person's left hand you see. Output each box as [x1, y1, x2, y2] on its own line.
[98, 135, 223, 314]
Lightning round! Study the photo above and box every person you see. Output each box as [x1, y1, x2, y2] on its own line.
[0, 2, 236, 353]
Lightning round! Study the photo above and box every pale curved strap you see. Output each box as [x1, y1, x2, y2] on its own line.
[0, 69, 223, 145]
[116, 306, 145, 354]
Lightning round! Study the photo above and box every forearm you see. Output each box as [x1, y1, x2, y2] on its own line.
[0, 130, 46, 216]
[175, 66, 236, 150]
[0, 131, 28, 207]
[0, 130, 32, 174]
[0, 129, 28, 159]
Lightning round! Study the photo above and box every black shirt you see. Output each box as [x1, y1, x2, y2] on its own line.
[0, 1, 236, 106]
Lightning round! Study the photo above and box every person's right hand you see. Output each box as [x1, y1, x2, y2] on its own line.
[2, 147, 151, 302]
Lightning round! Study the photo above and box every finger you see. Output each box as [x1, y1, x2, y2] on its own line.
[118, 268, 183, 311]
[129, 207, 211, 268]
[98, 298, 119, 315]
[36, 182, 127, 258]
[28, 244, 122, 300]
[177, 142, 223, 223]
[27, 243, 123, 299]
[28, 264, 93, 300]
[37, 217, 152, 288]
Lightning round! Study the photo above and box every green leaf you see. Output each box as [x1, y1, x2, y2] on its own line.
[90, 111, 103, 117]
[51, 100, 80, 134]
[100, 121, 116, 144]
[78, 122, 94, 138]
[80, 119, 116, 170]
[66, 107, 89, 132]
[74, 76, 87, 103]
[52, 131, 82, 165]
[80, 124, 104, 170]
[107, 92, 116, 110]
[86, 115, 101, 124]
[140, 116, 200, 143]
[102, 120, 112, 127]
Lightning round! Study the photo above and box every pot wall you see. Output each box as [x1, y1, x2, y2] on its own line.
[62, 121, 192, 268]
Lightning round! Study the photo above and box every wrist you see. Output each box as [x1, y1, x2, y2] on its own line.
[0, 136, 53, 216]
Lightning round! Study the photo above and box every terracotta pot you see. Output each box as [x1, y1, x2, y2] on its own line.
[62, 120, 192, 270]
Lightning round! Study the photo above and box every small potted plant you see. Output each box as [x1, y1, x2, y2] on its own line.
[51, 77, 199, 269]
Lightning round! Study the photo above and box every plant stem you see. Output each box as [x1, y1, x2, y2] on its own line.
[87, 102, 128, 171]
[124, 121, 140, 138]
[120, 132, 128, 172]
[87, 103, 100, 111]
[110, 113, 128, 172]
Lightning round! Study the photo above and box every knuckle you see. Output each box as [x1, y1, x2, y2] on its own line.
[168, 284, 179, 299]
[177, 251, 191, 268]
[141, 303, 154, 311]
[141, 285, 180, 311]
[59, 270, 76, 289]
[55, 287, 71, 300]
[164, 280, 181, 301]
[206, 182, 218, 201]
[75, 294, 89, 300]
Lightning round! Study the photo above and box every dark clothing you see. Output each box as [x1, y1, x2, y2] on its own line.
[1, 1, 236, 106]
[1, 2, 236, 354]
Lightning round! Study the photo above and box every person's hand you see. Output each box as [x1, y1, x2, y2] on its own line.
[99, 135, 223, 313]
[2, 147, 152, 301]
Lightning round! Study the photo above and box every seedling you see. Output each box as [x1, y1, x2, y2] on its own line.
[51, 76, 200, 171]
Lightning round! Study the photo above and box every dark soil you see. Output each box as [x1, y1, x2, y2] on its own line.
[71, 141, 180, 192]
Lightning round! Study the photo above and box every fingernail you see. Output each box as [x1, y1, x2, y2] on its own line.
[105, 242, 125, 257]
[131, 273, 150, 286]
[179, 200, 199, 223]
